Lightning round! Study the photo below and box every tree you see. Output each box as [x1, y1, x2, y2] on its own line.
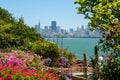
[75, 0, 120, 80]
[0, 7, 44, 49]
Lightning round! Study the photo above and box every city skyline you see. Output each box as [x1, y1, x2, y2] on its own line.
[0, 0, 89, 30]
[35, 21, 101, 38]
[35, 20, 89, 31]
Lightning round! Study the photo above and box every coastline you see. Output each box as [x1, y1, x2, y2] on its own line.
[46, 38, 99, 59]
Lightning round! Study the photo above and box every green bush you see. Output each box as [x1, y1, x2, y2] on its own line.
[32, 42, 60, 62]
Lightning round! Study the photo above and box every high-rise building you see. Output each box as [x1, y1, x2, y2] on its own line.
[81, 25, 84, 30]
[50, 21, 57, 32]
[44, 26, 48, 32]
[69, 28, 74, 32]
[76, 27, 80, 32]
[35, 21, 40, 33]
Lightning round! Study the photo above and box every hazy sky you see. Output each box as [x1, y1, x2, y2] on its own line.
[0, 0, 89, 30]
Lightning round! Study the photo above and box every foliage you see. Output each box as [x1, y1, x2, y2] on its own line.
[0, 6, 80, 80]
[0, 50, 42, 69]
[75, 0, 120, 29]
[0, 50, 59, 80]
[0, 63, 59, 80]
[0, 7, 76, 69]
[0, 7, 44, 49]
[75, 0, 120, 79]
[100, 55, 120, 80]
[32, 43, 76, 66]
[44, 58, 52, 67]
[32, 42, 60, 62]
[60, 48, 76, 64]
[57, 56, 70, 68]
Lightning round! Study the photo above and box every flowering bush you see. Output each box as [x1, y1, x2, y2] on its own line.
[66, 71, 72, 78]
[0, 50, 40, 68]
[0, 63, 59, 80]
[60, 48, 76, 64]
[44, 58, 52, 67]
[0, 50, 59, 80]
[58, 56, 70, 68]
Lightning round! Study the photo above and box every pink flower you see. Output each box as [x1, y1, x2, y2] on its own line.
[55, 77, 59, 80]
[0, 50, 59, 80]
[51, 73, 56, 78]
[8, 74, 13, 78]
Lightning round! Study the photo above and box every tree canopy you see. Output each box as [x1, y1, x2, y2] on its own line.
[0, 7, 44, 49]
[75, 0, 120, 79]
[75, 0, 120, 29]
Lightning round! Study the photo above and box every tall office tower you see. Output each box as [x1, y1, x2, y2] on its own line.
[50, 21, 57, 32]
[35, 21, 40, 33]
[69, 28, 74, 32]
[81, 25, 84, 30]
[44, 26, 48, 32]
[56, 26, 61, 33]
[77, 27, 80, 32]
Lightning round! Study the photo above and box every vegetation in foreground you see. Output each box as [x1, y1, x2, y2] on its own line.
[75, 0, 120, 80]
[0, 7, 76, 79]
[0, 7, 76, 63]
[0, 50, 59, 80]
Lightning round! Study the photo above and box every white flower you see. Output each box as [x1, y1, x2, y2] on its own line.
[112, 18, 118, 24]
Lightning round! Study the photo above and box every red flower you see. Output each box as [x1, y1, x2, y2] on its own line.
[0, 78, 5, 80]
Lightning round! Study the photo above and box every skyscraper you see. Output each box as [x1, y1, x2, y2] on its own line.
[35, 21, 40, 33]
[50, 21, 57, 32]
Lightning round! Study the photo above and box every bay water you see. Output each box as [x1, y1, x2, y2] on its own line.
[46, 38, 100, 59]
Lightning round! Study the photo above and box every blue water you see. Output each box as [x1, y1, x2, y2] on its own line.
[46, 38, 100, 59]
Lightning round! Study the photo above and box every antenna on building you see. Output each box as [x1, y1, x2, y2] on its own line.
[38, 20, 40, 27]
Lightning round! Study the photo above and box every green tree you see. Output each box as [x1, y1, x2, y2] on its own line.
[0, 7, 44, 49]
[0, 7, 14, 23]
[75, 0, 120, 80]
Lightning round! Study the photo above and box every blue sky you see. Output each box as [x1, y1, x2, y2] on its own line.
[0, 0, 89, 30]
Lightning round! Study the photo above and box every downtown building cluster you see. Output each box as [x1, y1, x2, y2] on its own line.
[34, 21, 101, 38]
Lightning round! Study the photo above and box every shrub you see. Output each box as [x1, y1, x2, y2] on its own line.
[44, 58, 52, 67]
[0, 63, 59, 80]
[57, 56, 70, 68]
[60, 48, 76, 64]
[32, 42, 60, 62]
[0, 50, 59, 80]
